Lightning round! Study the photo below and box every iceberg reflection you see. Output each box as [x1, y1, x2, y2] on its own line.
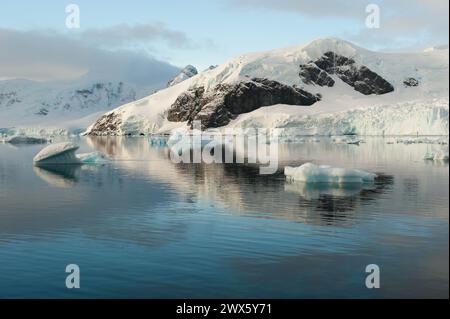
[33, 165, 81, 188]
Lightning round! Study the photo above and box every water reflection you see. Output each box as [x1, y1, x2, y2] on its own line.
[0, 136, 448, 298]
[85, 136, 395, 226]
[33, 165, 81, 188]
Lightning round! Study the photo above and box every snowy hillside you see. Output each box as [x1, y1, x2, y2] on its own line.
[68, 39, 450, 136]
[0, 67, 180, 136]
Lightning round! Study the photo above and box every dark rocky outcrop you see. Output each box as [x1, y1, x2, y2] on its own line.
[299, 52, 394, 95]
[86, 112, 122, 136]
[167, 78, 320, 129]
[299, 64, 335, 87]
[403, 77, 419, 87]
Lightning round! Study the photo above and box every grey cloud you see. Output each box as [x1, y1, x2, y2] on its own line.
[349, 0, 449, 50]
[0, 28, 180, 83]
[80, 23, 195, 49]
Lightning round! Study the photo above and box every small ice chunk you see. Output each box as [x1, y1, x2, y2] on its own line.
[76, 152, 109, 164]
[285, 163, 377, 184]
[332, 136, 362, 145]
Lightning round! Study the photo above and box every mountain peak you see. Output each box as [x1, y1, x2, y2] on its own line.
[301, 37, 365, 58]
[167, 65, 198, 87]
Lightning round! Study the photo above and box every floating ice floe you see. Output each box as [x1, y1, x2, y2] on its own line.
[332, 136, 363, 145]
[424, 150, 449, 161]
[76, 152, 110, 164]
[5, 136, 48, 145]
[284, 163, 377, 184]
[33, 142, 109, 165]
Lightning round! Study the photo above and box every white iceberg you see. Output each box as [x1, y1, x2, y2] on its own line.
[332, 136, 362, 145]
[33, 142, 109, 165]
[284, 163, 377, 184]
[33, 142, 81, 165]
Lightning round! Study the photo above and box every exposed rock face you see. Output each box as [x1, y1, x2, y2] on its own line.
[167, 65, 198, 87]
[403, 77, 420, 87]
[299, 64, 335, 87]
[87, 112, 122, 136]
[299, 52, 394, 95]
[167, 78, 320, 129]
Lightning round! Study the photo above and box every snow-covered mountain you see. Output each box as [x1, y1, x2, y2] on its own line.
[86, 38, 449, 137]
[0, 76, 176, 136]
[167, 65, 198, 87]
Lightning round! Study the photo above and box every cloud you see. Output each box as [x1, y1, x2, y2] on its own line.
[0, 25, 191, 83]
[79, 23, 195, 50]
[227, 0, 449, 50]
[349, 0, 449, 50]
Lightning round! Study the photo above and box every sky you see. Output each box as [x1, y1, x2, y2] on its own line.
[1, 0, 448, 82]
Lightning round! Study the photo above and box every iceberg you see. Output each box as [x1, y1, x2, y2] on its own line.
[332, 136, 362, 145]
[33, 142, 109, 165]
[76, 152, 110, 164]
[284, 163, 377, 184]
[6, 136, 48, 145]
[33, 142, 81, 165]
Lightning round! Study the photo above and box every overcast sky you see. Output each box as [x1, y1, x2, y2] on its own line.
[1, 0, 448, 82]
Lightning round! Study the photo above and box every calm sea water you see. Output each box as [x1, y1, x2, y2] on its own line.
[0, 137, 448, 298]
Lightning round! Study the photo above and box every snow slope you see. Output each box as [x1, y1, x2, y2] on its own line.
[0, 78, 162, 136]
[81, 38, 448, 136]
